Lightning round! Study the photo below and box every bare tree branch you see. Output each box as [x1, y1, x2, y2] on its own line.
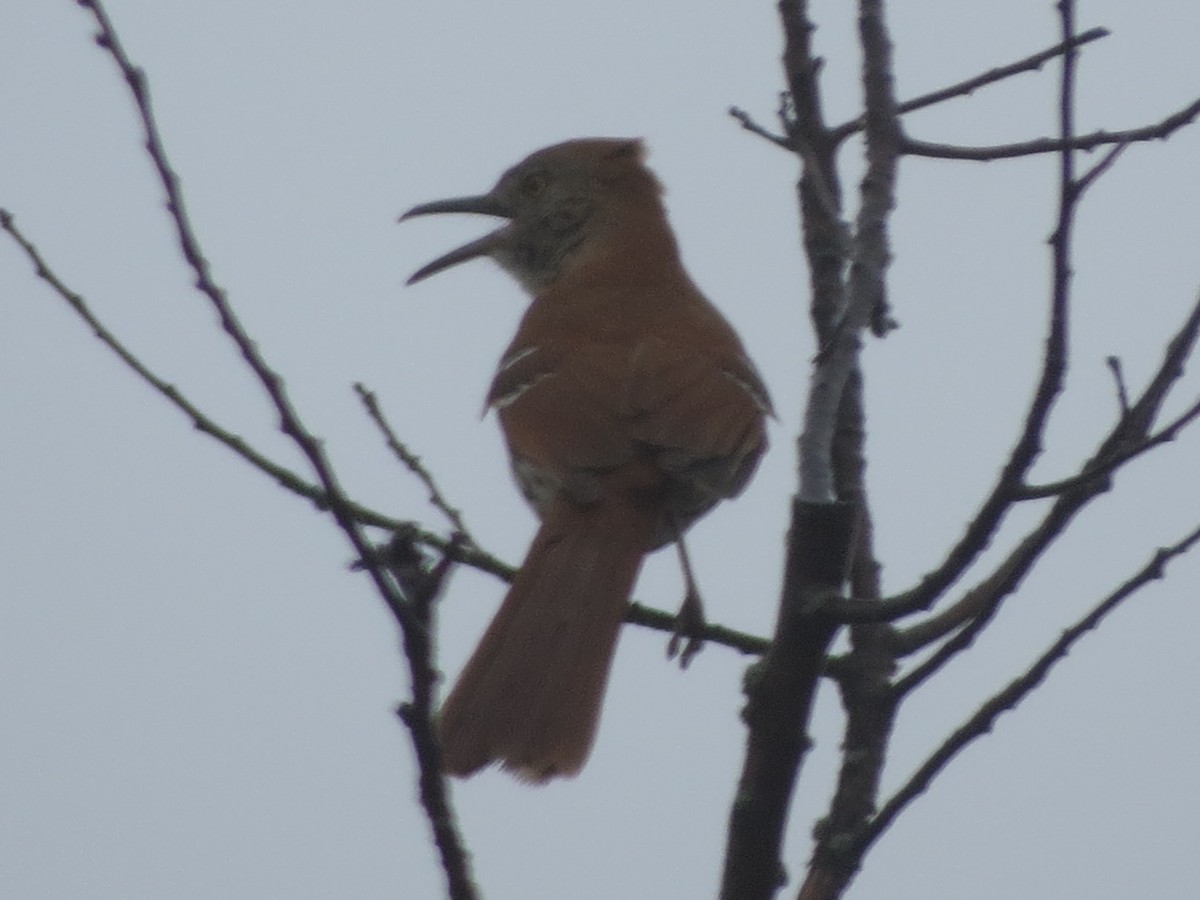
[1016, 409, 1200, 501]
[0, 210, 395, 526]
[735, 29, 1111, 153]
[886, 2, 1200, 697]
[1018, 293, 1200, 499]
[830, 27, 1110, 142]
[892, 289, 1200, 672]
[723, 502, 855, 900]
[1106, 355, 1132, 416]
[722, 0, 903, 896]
[373, 530, 478, 900]
[730, 104, 793, 149]
[1019, 399, 1200, 500]
[76, 0, 388, 591]
[820, 92, 1196, 631]
[780, 1, 850, 342]
[881, 0, 1100, 673]
[891, 525, 1056, 678]
[785, 11, 1199, 890]
[70, 5, 482, 894]
[876, 2, 1082, 625]
[886, 570, 1004, 659]
[902, 95, 1200, 160]
[860, 521, 1200, 855]
[796, 0, 902, 506]
[792, 5, 905, 896]
[1107, 299, 1200, 451]
[354, 382, 475, 540]
[1073, 140, 1129, 195]
[802, 456, 895, 900]
[2, 204, 525, 585]
[720, 4, 851, 896]
[828, 306, 1200, 641]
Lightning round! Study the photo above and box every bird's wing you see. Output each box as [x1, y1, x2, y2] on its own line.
[624, 335, 771, 502]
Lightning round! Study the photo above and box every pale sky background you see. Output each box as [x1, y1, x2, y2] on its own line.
[2, 2, 1198, 898]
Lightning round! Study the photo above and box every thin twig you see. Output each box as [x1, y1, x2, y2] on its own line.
[1074, 140, 1129, 196]
[354, 382, 475, 540]
[860, 521, 1200, 854]
[730, 105, 793, 149]
[744, 30, 1109, 152]
[1019, 397, 1200, 500]
[1017, 295, 1200, 501]
[885, 580, 995, 660]
[1015, 418, 1197, 501]
[902, 95, 1200, 160]
[890, 548, 1026, 673]
[0, 210, 389, 525]
[830, 27, 1109, 141]
[778, 0, 850, 345]
[1106, 356, 1131, 416]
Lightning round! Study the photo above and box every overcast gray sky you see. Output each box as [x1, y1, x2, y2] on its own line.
[2, 2, 1198, 898]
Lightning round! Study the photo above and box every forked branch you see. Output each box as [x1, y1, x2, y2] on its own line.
[861, 522, 1200, 854]
[72, 3, 479, 895]
[831, 26, 1110, 141]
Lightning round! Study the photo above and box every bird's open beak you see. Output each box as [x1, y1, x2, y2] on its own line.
[399, 194, 514, 285]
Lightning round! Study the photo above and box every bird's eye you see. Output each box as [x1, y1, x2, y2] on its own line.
[519, 173, 547, 197]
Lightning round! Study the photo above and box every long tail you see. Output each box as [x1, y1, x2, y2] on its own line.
[438, 495, 656, 781]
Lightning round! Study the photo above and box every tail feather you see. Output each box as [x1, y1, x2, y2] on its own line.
[438, 496, 655, 781]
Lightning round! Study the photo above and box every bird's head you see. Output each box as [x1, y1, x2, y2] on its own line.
[400, 138, 663, 293]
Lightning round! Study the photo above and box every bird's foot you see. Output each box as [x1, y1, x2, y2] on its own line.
[667, 587, 706, 669]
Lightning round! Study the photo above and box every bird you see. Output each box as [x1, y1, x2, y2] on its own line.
[400, 138, 771, 781]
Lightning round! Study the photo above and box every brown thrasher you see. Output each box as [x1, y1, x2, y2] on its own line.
[401, 138, 771, 781]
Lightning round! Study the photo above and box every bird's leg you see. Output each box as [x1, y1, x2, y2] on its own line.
[666, 522, 706, 668]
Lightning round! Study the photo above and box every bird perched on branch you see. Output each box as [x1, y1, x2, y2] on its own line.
[401, 138, 771, 781]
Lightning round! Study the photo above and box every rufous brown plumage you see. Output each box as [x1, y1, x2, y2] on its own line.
[402, 138, 771, 781]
